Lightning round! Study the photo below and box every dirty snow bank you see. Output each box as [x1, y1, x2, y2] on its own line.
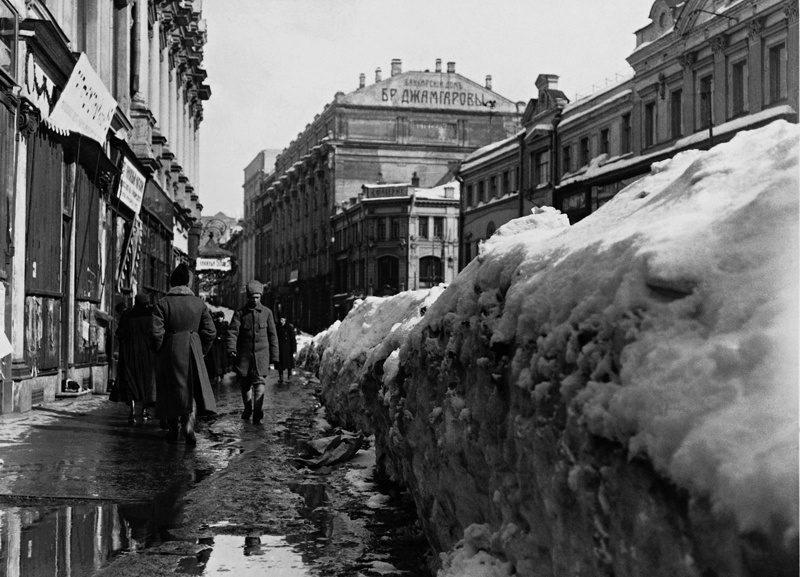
[310, 120, 799, 576]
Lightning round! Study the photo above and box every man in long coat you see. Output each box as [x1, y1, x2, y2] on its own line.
[227, 280, 279, 424]
[151, 263, 217, 444]
[275, 314, 297, 385]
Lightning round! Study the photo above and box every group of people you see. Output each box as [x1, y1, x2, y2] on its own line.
[113, 263, 297, 444]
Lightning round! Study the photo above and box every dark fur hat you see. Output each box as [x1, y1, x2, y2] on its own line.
[170, 262, 190, 287]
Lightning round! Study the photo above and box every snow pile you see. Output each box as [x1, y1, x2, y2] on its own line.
[305, 289, 444, 442]
[311, 120, 799, 576]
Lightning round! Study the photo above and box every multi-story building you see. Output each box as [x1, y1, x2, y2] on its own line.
[257, 58, 523, 332]
[0, 0, 211, 413]
[459, 0, 798, 269]
[330, 178, 460, 318]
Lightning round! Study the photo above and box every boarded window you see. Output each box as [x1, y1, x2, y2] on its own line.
[25, 130, 63, 296]
[74, 165, 102, 301]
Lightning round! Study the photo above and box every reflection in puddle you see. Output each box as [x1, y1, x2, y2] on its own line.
[0, 497, 182, 577]
[180, 535, 314, 576]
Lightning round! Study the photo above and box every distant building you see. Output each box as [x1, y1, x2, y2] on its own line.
[241, 150, 281, 291]
[459, 0, 798, 269]
[330, 178, 460, 318]
[257, 59, 524, 332]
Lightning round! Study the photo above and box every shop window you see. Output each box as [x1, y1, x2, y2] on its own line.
[419, 216, 429, 239]
[644, 101, 656, 148]
[600, 128, 610, 155]
[729, 59, 748, 118]
[767, 42, 787, 104]
[671, 89, 683, 139]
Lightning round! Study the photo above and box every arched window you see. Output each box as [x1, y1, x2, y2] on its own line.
[419, 256, 443, 288]
[486, 221, 496, 238]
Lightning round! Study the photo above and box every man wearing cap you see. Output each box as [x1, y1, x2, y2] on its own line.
[226, 280, 279, 424]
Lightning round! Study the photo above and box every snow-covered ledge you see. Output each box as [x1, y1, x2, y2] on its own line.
[301, 120, 799, 576]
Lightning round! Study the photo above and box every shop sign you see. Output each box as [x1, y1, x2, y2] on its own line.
[196, 257, 231, 272]
[118, 157, 145, 214]
[173, 220, 189, 254]
[49, 53, 117, 144]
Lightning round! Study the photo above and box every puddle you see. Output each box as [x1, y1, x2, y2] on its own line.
[0, 496, 184, 577]
[178, 534, 315, 576]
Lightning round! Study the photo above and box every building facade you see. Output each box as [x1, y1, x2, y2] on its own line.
[0, 0, 210, 413]
[330, 179, 460, 318]
[459, 0, 798, 269]
[255, 59, 523, 332]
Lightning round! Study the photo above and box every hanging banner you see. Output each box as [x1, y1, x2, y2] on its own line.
[19, 50, 68, 135]
[48, 53, 117, 144]
[118, 157, 145, 214]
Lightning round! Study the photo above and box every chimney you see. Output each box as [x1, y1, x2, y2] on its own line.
[485, 75, 492, 90]
[435, 58, 442, 73]
[375, 67, 382, 82]
[359, 73, 365, 89]
[411, 171, 420, 187]
[391, 58, 402, 76]
[535, 74, 559, 93]
[447, 61, 455, 74]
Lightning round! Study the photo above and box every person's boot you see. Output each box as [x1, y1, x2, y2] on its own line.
[127, 401, 136, 425]
[241, 401, 252, 420]
[181, 413, 196, 446]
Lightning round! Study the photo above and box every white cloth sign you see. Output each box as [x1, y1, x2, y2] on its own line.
[48, 54, 117, 144]
[118, 157, 145, 214]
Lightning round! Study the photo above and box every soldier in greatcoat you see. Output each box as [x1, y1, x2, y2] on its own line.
[150, 263, 217, 444]
[226, 280, 279, 424]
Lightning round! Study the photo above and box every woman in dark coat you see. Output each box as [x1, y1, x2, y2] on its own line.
[150, 263, 216, 444]
[275, 315, 297, 384]
[116, 293, 157, 425]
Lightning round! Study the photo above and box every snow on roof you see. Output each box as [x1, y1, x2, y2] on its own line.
[559, 89, 633, 130]
[461, 130, 524, 166]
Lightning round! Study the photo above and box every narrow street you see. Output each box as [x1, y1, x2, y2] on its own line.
[0, 372, 431, 577]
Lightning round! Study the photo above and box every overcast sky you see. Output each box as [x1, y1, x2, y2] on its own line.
[198, 0, 648, 218]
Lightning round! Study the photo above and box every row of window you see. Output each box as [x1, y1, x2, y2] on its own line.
[464, 169, 520, 208]
[334, 255, 444, 294]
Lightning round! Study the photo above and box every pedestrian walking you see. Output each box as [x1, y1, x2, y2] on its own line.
[226, 280, 279, 424]
[115, 293, 157, 425]
[211, 311, 230, 380]
[150, 263, 217, 445]
[275, 315, 297, 385]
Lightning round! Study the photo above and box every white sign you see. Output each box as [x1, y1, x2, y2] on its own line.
[173, 221, 189, 254]
[118, 157, 145, 213]
[196, 257, 231, 272]
[49, 53, 117, 144]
